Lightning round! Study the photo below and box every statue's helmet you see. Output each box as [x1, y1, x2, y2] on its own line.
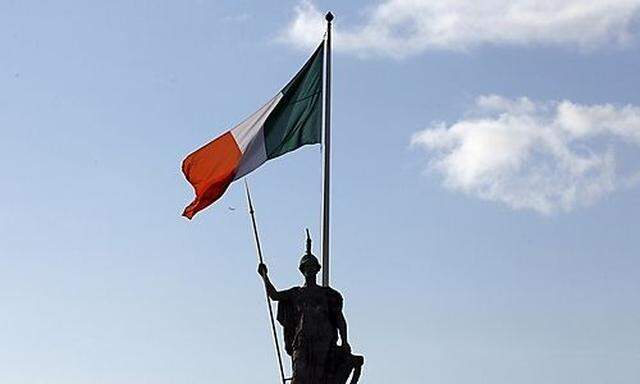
[299, 253, 321, 273]
[299, 228, 321, 273]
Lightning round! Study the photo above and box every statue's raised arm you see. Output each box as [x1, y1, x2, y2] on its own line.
[258, 263, 295, 302]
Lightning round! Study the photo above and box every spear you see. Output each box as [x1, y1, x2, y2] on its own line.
[244, 180, 287, 384]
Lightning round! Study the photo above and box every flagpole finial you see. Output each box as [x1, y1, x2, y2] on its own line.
[325, 11, 334, 22]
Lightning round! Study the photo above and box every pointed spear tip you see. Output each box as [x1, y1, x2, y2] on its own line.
[325, 11, 334, 22]
[243, 179, 255, 213]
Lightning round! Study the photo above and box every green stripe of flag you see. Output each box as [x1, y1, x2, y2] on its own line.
[264, 43, 324, 159]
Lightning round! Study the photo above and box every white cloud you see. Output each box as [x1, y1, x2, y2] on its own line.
[411, 95, 640, 214]
[282, 0, 640, 58]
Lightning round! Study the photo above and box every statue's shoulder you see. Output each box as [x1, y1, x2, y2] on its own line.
[321, 286, 344, 304]
[322, 286, 341, 295]
[281, 286, 301, 299]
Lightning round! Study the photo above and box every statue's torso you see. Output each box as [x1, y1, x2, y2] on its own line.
[293, 286, 335, 347]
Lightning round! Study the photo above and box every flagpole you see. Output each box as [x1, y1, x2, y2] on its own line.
[321, 11, 334, 287]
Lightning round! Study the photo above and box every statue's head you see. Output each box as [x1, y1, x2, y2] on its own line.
[299, 253, 321, 276]
[299, 229, 321, 277]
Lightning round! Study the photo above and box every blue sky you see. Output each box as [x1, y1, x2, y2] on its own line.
[1, 1, 639, 383]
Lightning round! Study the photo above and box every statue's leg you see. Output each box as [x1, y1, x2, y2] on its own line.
[292, 349, 308, 384]
[292, 345, 334, 384]
[310, 343, 330, 384]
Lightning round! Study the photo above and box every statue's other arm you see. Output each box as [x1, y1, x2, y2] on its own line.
[258, 263, 287, 301]
[337, 310, 350, 350]
[330, 291, 351, 351]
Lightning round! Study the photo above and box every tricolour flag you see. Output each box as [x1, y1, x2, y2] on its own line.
[182, 44, 324, 219]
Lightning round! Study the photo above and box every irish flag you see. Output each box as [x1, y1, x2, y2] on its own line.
[182, 44, 324, 219]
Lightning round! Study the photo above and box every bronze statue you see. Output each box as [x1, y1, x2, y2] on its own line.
[258, 234, 364, 384]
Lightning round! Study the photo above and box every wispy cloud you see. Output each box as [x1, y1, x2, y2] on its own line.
[411, 95, 640, 214]
[281, 0, 640, 58]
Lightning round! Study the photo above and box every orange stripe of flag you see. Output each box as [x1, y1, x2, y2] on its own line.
[182, 132, 242, 219]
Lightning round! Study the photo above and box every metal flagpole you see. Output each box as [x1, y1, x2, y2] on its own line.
[321, 11, 334, 287]
[244, 180, 288, 384]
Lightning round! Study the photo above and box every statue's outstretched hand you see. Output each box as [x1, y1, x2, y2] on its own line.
[258, 263, 268, 278]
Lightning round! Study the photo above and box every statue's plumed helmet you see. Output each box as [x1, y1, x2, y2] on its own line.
[299, 229, 321, 273]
